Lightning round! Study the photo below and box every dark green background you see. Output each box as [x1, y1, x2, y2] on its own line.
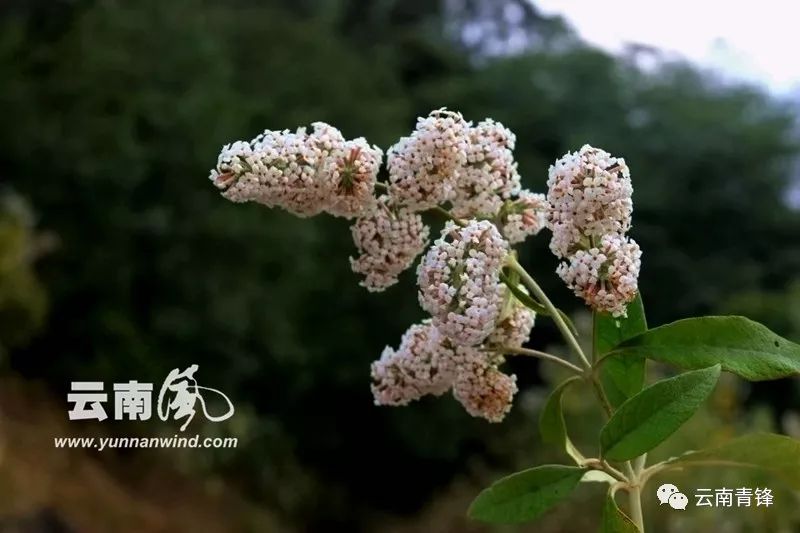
[2, 1, 799, 531]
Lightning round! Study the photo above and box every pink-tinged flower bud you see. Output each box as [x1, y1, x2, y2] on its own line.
[209, 140, 255, 193]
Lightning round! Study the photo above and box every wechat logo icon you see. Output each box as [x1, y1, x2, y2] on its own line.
[657, 483, 688, 510]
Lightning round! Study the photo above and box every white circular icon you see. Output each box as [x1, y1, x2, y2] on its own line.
[656, 483, 680, 505]
[668, 492, 689, 510]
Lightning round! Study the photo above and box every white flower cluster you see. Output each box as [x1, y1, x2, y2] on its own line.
[547, 144, 633, 258]
[371, 218, 536, 421]
[499, 190, 549, 244]
[210, 123, 382, 219]
[547, 145, 641, 316]
[350, 196, 430, 292]
[370, 322, 455, 405]
[387, 109, 471, 211]
[211, 111, 550, 297]
[371, 322, 517, 422]
[556, 234, 641, 317]
[452, 349, 518, 423]
[451, 119, 521, 218]
[210, 112, 615, 424]
[417, 220, 509, 346]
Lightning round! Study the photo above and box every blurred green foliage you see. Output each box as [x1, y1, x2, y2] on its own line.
[1, 0, 799, 530]
[0, 194, 47, 354]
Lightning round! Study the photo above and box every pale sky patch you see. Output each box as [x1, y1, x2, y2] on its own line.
[535, 0, 800, 94]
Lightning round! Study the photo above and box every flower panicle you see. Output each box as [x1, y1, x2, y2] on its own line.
[547, 144, 641, 316]
[209, 122, 382, 219]
[370, 321, 519, 422]
[210, 112, 646, 423]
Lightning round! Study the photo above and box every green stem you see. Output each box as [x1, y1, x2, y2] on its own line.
[582, 458, 628, 483]
[507, 256, 591, 371]
[595, 378, 645, 530]
[431, 205, 466, 225]
[500, 270, 581, 339]
[640, 460, 675, 487]
[592, 311, 599, 364]
[499, 271, 548, 314]
[498, 346, 583, 374]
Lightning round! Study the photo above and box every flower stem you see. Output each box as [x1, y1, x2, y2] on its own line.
[500, 271, 581, 338]
[499, 271, 547, 314]
[499, 346, 583, 374]
[592, 311, 599, 364]
[507, 256, 592, 371]
[431, 205, 467, 226]
[593, 376, 646, 530]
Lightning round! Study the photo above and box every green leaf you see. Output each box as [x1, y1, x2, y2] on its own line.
[539, 376, 581, 448]
[600, 365, 721, 461]
[595, 293, 647, 407]
[603, 316, 800, 381]
[601, 492, 639, 533]
[582, 470, 617, 484]
[596, 294, 648, 355]
[601, 355, 646, 409]
[468, 465, 585, 523]
[660, 433, 800, 489]
[565, 437, 586, 465]
[540, 377, 584, 464]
